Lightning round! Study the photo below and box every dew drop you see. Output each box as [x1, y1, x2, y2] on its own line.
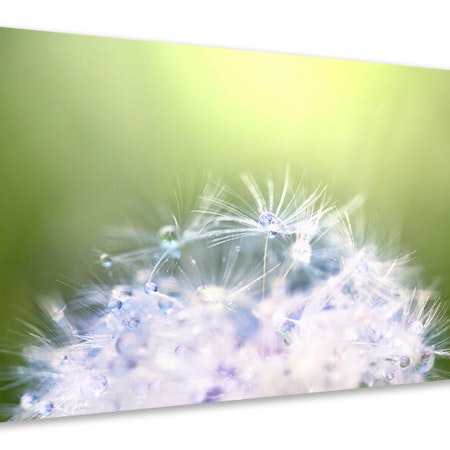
[80, 373, 108, 398]
[399, 355, 410, 368]
[281, 320, 296, 335]
[20, 392, 36, 410]
[144, 281, 158, 295]
[115, 332, 143, 359]
[107, 299, 122, 313]
[258, 211, 279, 237]
[100, 253, 113, 268]
[385, 371, 395, 381]
[158, 297, 175, 315]
[416, 350, 435, 373]
[109, 358, 136, 376]
[38, 401, 54, 415]
[174, 345, 187, 356]
[124, 315, 141, 329]
[158, 225, 180, 252]
[411, 321, 424, 335]
[111, 285, 133, 299]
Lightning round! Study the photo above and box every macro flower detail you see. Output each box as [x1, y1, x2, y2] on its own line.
[4, 171, 448, 420]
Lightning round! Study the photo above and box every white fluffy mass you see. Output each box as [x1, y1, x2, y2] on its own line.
[7, 170, 448, 420]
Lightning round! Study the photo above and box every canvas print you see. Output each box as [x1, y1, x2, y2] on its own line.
[0, 27, 449, 422]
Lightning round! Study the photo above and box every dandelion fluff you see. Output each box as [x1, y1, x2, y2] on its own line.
[3, 170, 448, 420]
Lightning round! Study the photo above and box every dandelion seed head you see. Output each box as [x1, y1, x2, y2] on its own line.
[4, 169, 448, 420]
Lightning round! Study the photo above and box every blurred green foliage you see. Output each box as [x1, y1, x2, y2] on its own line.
[0, 27, 449, 416]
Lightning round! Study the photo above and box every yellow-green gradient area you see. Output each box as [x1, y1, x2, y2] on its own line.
[0, 28, 449, 410]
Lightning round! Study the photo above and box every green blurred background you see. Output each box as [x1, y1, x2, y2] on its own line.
[0, 27, 449, 414]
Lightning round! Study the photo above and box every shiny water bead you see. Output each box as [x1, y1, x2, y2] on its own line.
[174, 344, 187, 357]
[416, 350, 435, 373]
[258, 211, 279, 236]
[144, 281, 158, 295]
[80, 373, 108, 399]
[385, 371, 395, 381]
[115, 332, 143, 359]
[107, 299, 123, 313]
[112, 285, 134, 299]
[399, 355, 411, 368]
[290, 239, 313, 264]
[281, 320, 296, 335]
[196, 285, 227, 304]
[158, 297, 175, 315]
[158, 225, 180, 250]
[109, 358, 136, 376]
[411, 321, 424, 335]
[124, 315, 141, 329]
[57, 355, 70, 370]
[100, 253, 113, 268]
[38, 401, 54, 415]
[20, 392, 36, 410]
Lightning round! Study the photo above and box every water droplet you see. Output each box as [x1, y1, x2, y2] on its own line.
[124, 315, 141, 329]
[385, 371, 395, 381]
[144, 281, 158, 295]
[20, 392, 36, 410]
[100, 253, 113, 268]
[107, 299, 122, 312]
[411, 321, 424, 335]
[399, 355, 410, 368]
[116, 332, 143, 359]
[174, 345, 187, 356]
[290, 239, 312, 264]
[109, 358, 136, 376]
[258, 211, 279, 236]
[158, 297, 175, 315]
[111, 285, 133, 299]
[416, 350, 434, 373]
[38, 401, 54, 415]
[80, 373, 108, 398]
[281, 321, 296, 334]
[158, 225, 180, 251]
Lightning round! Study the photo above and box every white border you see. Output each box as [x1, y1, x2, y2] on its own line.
[1, 2, 449, 448]
[2, 381, 450, 449]
[1, 1, 450, 70]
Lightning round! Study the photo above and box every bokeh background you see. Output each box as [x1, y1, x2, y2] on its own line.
[0, 27, 449, 416]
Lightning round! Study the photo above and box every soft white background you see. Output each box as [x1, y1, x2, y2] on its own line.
[1, 1, 449, 449]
